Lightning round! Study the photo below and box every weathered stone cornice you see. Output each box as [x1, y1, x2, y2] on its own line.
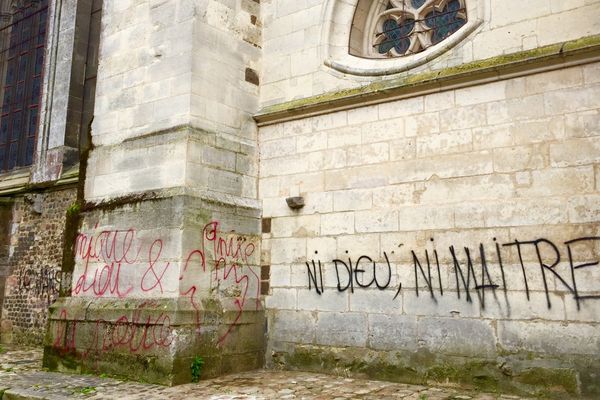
[255, 35, 600, 126]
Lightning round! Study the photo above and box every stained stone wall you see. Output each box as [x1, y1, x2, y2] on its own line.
[44, 0, 266, 385]
[260, 0, 600, 105]
[0, 187, 77, 345]
[258, 59, 600, 398]
[257, 2, 600, 396]
[0, 0, 596, 395]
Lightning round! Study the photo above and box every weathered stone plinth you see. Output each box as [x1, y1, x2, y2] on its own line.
[44, 297, 264, 385]
[44, 194, 265, 385]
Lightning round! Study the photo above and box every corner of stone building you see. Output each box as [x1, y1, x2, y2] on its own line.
[43, 191, 266, 385]
[38, 0, 268, 384]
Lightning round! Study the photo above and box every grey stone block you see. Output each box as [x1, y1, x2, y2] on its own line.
[418, 317, 496, 357]
[316, 312, 367, 347]
[269, 310, 316, 344]
[498, 320, 600, 355]
[368, 314, 418, 351]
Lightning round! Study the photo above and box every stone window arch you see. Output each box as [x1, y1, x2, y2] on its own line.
[321, 0, 483, 76]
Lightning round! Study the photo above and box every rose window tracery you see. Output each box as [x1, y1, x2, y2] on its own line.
[362, 0, 468, 59]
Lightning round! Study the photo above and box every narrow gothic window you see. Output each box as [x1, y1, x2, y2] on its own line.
[0, 0, 49, 172]
[350, 0, 467, 59]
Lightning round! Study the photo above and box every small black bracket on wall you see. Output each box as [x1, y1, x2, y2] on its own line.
[286, 196, 305, 210]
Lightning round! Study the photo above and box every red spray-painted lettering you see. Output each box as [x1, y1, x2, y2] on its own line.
[57, 221, 260, 359]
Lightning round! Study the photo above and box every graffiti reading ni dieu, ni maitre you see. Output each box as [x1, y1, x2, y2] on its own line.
[306, 236, 600, 310]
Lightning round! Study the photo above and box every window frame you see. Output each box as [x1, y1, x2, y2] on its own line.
[0, 0, 49, 172]
[321, 0, 484, 77]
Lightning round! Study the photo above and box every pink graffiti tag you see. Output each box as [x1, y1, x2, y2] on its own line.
[59, 220, 261, 359]
[52, 302, 173, 360]
[180, 221, 260, 345]
[73, 227, 171, 297]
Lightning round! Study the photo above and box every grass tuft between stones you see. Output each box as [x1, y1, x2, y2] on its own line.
[191, 356, 205, 383]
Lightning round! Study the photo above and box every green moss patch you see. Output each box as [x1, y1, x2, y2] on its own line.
[255, 34, 600, 125]
[276, 345, 589, 398]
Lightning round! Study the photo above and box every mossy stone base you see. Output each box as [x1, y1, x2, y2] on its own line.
[270, 344, 599, 399]
[44, 297, 265, 385]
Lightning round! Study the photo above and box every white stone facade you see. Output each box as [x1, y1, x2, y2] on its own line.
[260, 62, 600, 363]
[256, 0, 600, 394]
[260, 0, 600, 103]
[0, 0, 595, 393]
[64, 0, 600, 391]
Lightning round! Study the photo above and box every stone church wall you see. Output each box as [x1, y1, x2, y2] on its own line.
[258, 2, 600, 396]
[0, 0, 595, 395]
[43, 0, 266, 385]
[259, 60, 600, 396]
[0, 187, 77, 344]
[260, 0, 600, 105]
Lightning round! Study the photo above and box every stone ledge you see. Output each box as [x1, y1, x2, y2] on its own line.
[82, 187, 261, 214]
[254, 35, 600, 126]
[0, 169, 30, 195]
[0, 167, 79, 196]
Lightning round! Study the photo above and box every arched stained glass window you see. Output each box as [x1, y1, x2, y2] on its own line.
[350, 0, 467, 59]
[0, 0, 49, 172]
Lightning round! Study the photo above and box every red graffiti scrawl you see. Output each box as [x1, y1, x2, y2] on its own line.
[62, 221, 260, 358]
[73, 227, 171, 298]
[181, 221, 260, 345]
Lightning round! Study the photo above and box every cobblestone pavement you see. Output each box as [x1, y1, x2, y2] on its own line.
[0, 346, 529, 400]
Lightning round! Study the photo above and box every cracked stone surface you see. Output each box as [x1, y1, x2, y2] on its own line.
[0, 346, 529, 399]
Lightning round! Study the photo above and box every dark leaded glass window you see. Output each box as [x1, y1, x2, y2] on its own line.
[0, 0, 49, 172]
[374, 0, 467, 57]
[351, 0, 467, 59]
[424, 0, 467, 45]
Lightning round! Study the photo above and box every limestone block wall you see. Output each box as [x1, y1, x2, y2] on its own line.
[90, 0, 193, 146]
[46, 195, 264, 383]
[86, 0, 261, 202]
[80, 0, 264, 292]
[79, 0, 264, 304]
[260, 0, 600, 106]
[259, 62, 600, 396]
[91, 0, 260, 145]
